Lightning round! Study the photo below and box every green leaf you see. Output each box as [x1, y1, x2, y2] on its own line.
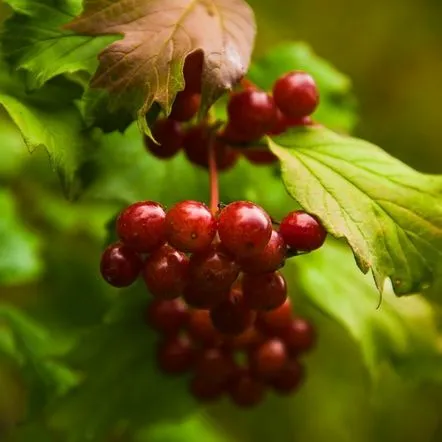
[291, 241, 442, 380]
[65, 0, 256, 129]
[0, 189, 42, 285]
[2, 0, 117, 88]
[268, 125, 442, 295]
[248, 42, 357, 132]
[0, 64, 92, 196]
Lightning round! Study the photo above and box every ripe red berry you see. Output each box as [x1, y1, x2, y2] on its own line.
[239, 230, 287, 274]
[142, 244, 189, 299]
[182, 284, 230, 309]
[144, 118, 182, 159]
[187, 310, 223, 347]
[165, 200, 216, 253]
[224, 326, 265, 350]
[210, 289, 256, 335]
[116, 201, 166, 253]
[100, 242, 142, 287]
[279, 210, 327, 252]
[218, 201, 272, 258]
[242, 149, 278, 165]
[188, 247, 240, 295]
[221, 121, 259, 144]
[282, 317, 317, 355]
[249, 338, 288, 380]
[183, 51, 204, 94]
[195, 347, 236, 384]
[256, 298, 292, 335]
[268, 110, 313, 135]
[273, 71, 319, 118]
[157, 335, 196, 374]
[227, 89, 278, 138]
[145, 298, 189, 335]
[242, 271, 287, 311]
[189, 376, 225, 402]
[228, 370, 266, 408]
[270, 359, 305, 394]
[169, 90, 201, 122]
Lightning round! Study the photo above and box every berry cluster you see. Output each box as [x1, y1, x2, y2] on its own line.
[147, 297, 315, 407]
[100, 199, 326, 407]
[144, 61, 319, 168]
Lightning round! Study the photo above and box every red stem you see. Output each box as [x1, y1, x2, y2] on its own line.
[240, 77, 258, 90]
[208, 135, 219, 215]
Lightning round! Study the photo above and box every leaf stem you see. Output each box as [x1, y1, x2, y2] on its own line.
[208, 135, 219, 215]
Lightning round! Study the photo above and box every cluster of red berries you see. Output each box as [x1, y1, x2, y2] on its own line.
[100, 199, 326, 407]
[144, 53, 319, 168]
[147, 297, 315, 407]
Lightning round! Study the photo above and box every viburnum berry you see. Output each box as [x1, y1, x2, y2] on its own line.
[194, 347, 236, 384]
[116, 201, 166, 253]
[242, 271, 287, 311]
[268, 110, 314, 135]
[218, 201, 272, 258]
[228, 370, 266, 408]
[239, 230, 287, 274]
[273, 71, 320, 118]
[256, 298, 293, 335]
[157, 335, 196, 374]
[144, 118, 182, 159]
[248, 338, 288, 380]
[142, 244, 189, 299]
[227, 89, 278, 138]
[189, 375, 225, 402]
[183, 51, 204, 94]
[224, 326, 265, 351]
[100, 242, 142, 287]
[242, 149, 278, 165]
[169, 90, 201, 122]
[165, 200, 216, 253]
[187, 309, 224, 347]
[282, 317, 317, 355]
[279, 210, 327, 252]
[210, 288, 256, 335]
[270, 359, 305, 394]
[145, 298, 189, 336]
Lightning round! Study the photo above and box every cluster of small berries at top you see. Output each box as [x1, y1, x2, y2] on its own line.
[100, 200, 326, 407]
[144, 51, 320, 168]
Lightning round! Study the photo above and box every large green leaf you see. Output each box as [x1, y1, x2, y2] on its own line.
[248, 42, 357, 132]
[268, 125, 442, 295]
[0, 189, 42, 285]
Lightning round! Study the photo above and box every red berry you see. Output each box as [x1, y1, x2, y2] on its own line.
[242, 149, 278, 165]
[188, 247, 240, 295]
[227, 90, 278, 138]
[100, 242, 142, 287]
[270, 359, 305, 394]
[165, 200, 216, 253]
[169, 90, 201, 122]
[282, 317, 317, 355]
[279, 210, 327, 252]
[210, 288, 256, 335]
[144, 118, 182, 159]
[157, 335, 196, 374]
[116, 201, 166, 253]
[145, 298, 189, 335]
[221, 122, 260, 144]
[189, 376, 225, 402]
[242, 271, 287, 311]
[187, 310, 223, 347]
[228, 370, 266, 408]
[182, 284, 230, 309]
[183, 51, 204, 94]
[268, 110, 313, 135]
[195, 347, 236, 384]
[142, 244, 189, 299]
[218, 201, 272, 258]
[273, 71, 319, 118]
[239, 230, 287, 274]
[256, 298, 292, 335]
[249, 338, 288, 380]
[224, 326, 265, 350]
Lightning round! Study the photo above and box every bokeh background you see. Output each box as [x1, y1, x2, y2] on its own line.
[0, 1, 441, 441]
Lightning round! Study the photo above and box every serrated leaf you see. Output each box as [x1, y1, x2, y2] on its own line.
[248, 42, 357, 132]
[291, 241, 442, 380]
[66, 0, 256, 127]
[268, 125, 442, 295]
[2, 0, 117, 88]
[0, 189, 42, 285]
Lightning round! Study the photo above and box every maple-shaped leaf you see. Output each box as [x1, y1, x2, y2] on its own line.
[66, 0, 256, 129]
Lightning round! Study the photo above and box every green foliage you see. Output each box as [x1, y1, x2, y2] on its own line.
[269, 125, 442, 295]
[0, 189, 42, 285]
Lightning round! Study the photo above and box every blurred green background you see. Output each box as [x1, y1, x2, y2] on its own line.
[0, 1, 441, 441]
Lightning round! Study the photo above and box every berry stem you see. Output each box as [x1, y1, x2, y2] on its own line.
[240, 77, 258, 90]
[208, 135, 220, 215]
